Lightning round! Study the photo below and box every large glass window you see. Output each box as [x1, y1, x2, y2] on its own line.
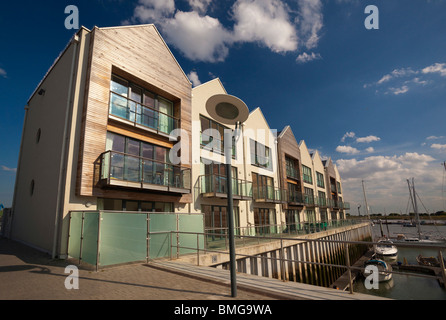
[105, 132, 172, 185]
[99, 198, 173, 212]
[109, 74, 175, 134]
[302, 165, 312, 184]
[200, 115, 235, 158]
[200, 158, 237, 194]
[252, 172, 275, 200]
[286, 156, 299, 179]
[202, 205, 240, 238]
[316, 172, 325, 188]
[254, 208, 276, 235]
[250, 139, 272, 169]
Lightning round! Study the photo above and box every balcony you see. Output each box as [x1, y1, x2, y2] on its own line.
[316, 197, 328, 208]
[98, 150, 190, 194]
[109, 92, 179, 138]
[303, 194, 316, 207]
[286, 166, 300, 180]
[253, 186, 288, 204]
[327, 199, 349, 210]
[198, 174, 252, 200]
[288, 191, 304, 206]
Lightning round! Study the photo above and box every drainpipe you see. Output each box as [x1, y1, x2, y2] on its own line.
[52, 34, 80, 259]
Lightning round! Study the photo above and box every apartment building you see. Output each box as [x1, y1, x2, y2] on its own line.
[11, 25, 193, 256]
[11, 24, 349, 257]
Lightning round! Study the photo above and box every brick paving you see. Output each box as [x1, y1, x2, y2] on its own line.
[0, 238, 275, 300]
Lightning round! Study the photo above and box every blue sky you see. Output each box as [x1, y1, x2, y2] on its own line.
[1, 0, 446, 214]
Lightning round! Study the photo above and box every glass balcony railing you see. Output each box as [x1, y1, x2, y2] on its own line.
[286, 166, 299, 180]
[109, 92, 179, 135]
[99, 150, 190, 193]
[253, 186, 287, 203]
[288, 191, 304, 204]
[198, 174, 252, 200]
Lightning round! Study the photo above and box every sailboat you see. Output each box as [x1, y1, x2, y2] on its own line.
[393, 178, 446, 244]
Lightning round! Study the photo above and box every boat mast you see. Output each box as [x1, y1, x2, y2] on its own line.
[362, 180, 370, 219]
[407, 178, 422, 239]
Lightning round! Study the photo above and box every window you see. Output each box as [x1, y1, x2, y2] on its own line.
[202, 205, 240, 237]
[254, 208, 276, 235]
[36, 128, 41, 144]
[105, 131, 172, 185]
[302, 165, 312, 184]
[316, 172, 325, 188]
[109, 74, 175, 134]
[318, 191, 326, 207]
[337, 181, 342, 194]
[285, 209, 300, 232]
[99, 198, 173, 212]
[285, 156, 299, 179]
[250, 139, 272, 169]
[252, 173, 275, 200]
[30, 179, 35, 196]
[200, 115, 236, 158]
[304, 187, 314, 205]
[200, 158, 238, 194]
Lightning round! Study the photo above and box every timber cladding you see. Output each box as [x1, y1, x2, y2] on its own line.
[277, 127, 302, 209]
[76, 25, 192, 203]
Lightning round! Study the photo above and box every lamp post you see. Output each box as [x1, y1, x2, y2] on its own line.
[206, 94, 249, 298]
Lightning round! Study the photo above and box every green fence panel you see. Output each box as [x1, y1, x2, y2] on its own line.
[81, 212, 99, 265]
[178, 214, 204, 255]
[99, 212, 148, 266]
[68, 211, 83, 260]
[149, 214, 176, 259]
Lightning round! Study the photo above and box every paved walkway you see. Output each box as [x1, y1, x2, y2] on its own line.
[0, 238, 272, 300]
[0, 238, 387, 300]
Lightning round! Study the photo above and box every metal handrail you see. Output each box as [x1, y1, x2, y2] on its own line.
[157, 228, 446, 295]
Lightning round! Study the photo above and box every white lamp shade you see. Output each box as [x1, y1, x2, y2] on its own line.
[206, 94, 249, 125]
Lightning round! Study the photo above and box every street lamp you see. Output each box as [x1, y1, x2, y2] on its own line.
[206, 94, 249, 298]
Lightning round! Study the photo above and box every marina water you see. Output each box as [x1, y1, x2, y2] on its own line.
[353, 223, 446, 300]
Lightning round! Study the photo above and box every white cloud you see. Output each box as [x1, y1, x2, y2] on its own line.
[296, 0, 323, 50]
[131, 0, 175, 23]
[366, 63, 446, 95]
[365, 147, 374, 153]
[232, 0, 298, 53]
[376, 67, 417, 85]
[336, 145, 360, 155]
[0, 68, 6, 78]
[431, 144, 446, 150]
[356, 135, 381, 143]
[162, 11, 233, 62]
[336, 153, 441, 213]
[426, 136, 445, 140]
[341, 131, 356, 142]
[188, 0, 213, 14]
[1, 165, 16, 172]
[127, 0, 304, 62]
[296, 52, 321, 64]
[188, 70, 201, 87]
[422, 63, 446, 77]
[387, 85, 409, 95]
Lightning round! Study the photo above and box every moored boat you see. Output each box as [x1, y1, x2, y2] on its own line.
[363, 259, 393, 282]
[374, 239, 398, 259]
